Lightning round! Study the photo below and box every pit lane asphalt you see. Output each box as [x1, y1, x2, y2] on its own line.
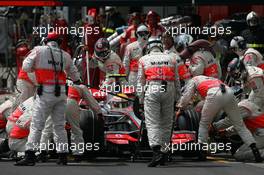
[0, 156, 263, 175]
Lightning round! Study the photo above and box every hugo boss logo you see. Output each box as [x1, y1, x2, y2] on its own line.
[150, 61, 169, 65]
[48, 60, 61, 65]
[20, 105, 26, 111]
[208, 59, 214, 64]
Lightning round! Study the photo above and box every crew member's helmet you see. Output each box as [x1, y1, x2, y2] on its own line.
[227, 57, 247, 81]
[146, 36, 163, 53]
[174, 34, 193, 52]
[246, 11, 259, 27]
[230, 36, 247, 51]
[136, 24, 150, 39]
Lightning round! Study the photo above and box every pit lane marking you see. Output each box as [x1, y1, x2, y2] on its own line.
[206, 156, 232, 163]
[245, 163, 264, 169]
[208, 156, 264, 168]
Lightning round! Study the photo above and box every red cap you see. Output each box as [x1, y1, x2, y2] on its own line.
[88, 8, 97, 18]
[146, 11, 160, 24]
[47, 31, 59, 40]
[16, 45, 30, 57]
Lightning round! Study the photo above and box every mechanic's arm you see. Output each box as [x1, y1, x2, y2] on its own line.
[120, 31, 128, 45]
[109, 62, 122, 75]
[249, 77, 264, 98]
[136, 58, 146, 104]
[107, 53, 122, 75]
[217, 62, 222, 79]
[65, 56, 81, 82]
[80, 85, 102, 114]
[174, 55, 182, 101]
[177, 79, 196, 108]
[26, 72, 38, 86]
[22, 48, 37, 72]
[189, 57, 205, 77]
[123, 47, 131, 76]
[89, 56, 99, 69]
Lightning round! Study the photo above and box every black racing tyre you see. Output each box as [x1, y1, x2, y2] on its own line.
[177, 108, 200, 132]
[177, 113, 192, 131]
[0, 138, 9, 154]
[79, 109, 105, 158]
[186, 108, 200, 132]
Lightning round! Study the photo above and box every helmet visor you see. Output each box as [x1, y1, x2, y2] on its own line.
[137, 31, 150, 37]
[95, 50, 110, 59]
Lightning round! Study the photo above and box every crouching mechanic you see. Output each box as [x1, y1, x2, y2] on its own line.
[213, 59, 264, 161]
[6, 96, 53, 159]
[65, 80, 102, 160]
[176, 75, 263, 162]
[137, 37, 181, 167]
[6, 97, 34, 152]
[15, 32, 80, 166]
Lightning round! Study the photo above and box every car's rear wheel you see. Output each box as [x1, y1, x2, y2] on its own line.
[79, 109, 105, 158]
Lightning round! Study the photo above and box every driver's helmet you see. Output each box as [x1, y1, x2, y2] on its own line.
[94, 38, 111, 62]
[109, 93, 130, 109]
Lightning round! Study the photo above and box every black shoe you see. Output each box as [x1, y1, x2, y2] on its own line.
[148, 146, 163, 167]
[159, 153, 167, 166]
[14, 151, 36, 166]
[73, 155, 83, 162]
[197, 150, 207, 161]
[37, 151, 48, 163]
[56, 153, 68, 165]
[197, 143, 207, 161]
[250, 143, 263, 163]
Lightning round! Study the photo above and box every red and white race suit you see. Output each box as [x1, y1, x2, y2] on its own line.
[137, 49, 181, 149]
[213, 66, 264, 161]
[123, 41, 144, 86]
[164, 46, 191, 83]
[178, 75, 256, 146]
[92, 51, 125, 87]
[15, 70, 37, 108]
[120, 25, 137, 45]
[243, 48, 264, 70]
[22, 41, 80, 153]
[65, 84, 102, 155]
[189, 51, 222, 79]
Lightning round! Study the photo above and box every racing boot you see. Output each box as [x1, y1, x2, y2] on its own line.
[37, 151, 48, 162]
[148, 146, 163, 167]
[14, 150, 36, 166]
[250, 143, 263, 163]
[56, 153, 68, 165]
[73, 155, 83, 162]
[197, 143, 207, 161]
[159, 152, 168, 166]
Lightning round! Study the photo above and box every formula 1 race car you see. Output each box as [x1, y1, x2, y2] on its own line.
[79, 87, 200, 161]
